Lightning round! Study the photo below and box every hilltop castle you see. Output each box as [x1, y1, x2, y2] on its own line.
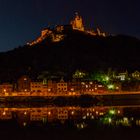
[70, 13, 106, 36]
[28, 13, 106, 46]
[70, 12, 85, 31]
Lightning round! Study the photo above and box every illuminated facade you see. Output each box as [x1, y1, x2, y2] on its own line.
[28, 29, 53, 46]
[115, 71, 128, 81]
[132, 71, 140, 80]
[17, 75, 31, 92]
[27, 12, 107, 46]
[0, 83, 13, 95]
[30, 82, 44, 92]
[47, 80, 57, 93]
[80, 81, 106, 93]
[30, 82, 49, 96]
[70, 12, 84, 31]
[57, 78, 67, 93]
[28, 28, 64, 46]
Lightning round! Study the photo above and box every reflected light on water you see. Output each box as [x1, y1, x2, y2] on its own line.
[0, 105, 139, 128]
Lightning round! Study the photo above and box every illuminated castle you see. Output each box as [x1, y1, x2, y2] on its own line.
[28, 28, 64, 46]
[70, 12, 84, 31]
[28, 29, 52, 46]
[28, 13, 106, 46]
[70, 12, 106, 37]
[70, 12, 106, 36]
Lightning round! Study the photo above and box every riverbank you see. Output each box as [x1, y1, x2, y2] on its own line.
[0, 95, 99, 107]
[1, 94, 140, 107]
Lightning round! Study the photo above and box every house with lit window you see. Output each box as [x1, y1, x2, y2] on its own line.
[57, 78, 67, 94]
[47, 80, 57, 94]
[68, 80, 81, 93]
[80, 81, 106, 93]
[132, 71, 140, 80]
[30, 81, 43, 92]
[30, 81, 49, 96]
[115, 71, 128, 81]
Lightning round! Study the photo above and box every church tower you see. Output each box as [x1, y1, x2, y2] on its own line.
[70, 12, 84, 31]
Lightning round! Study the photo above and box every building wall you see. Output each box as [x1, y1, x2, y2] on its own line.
[30, 82, 44, 92]
[57, 79, 67, 93]
[47, 80, 57, 93]
[17, 75, 31, 92]
[0, 83, 13, 95]
[70, 13, 84, 31]
[132, 71, 140, 80]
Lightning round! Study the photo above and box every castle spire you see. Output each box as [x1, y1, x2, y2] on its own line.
[75, 12, 79, 18]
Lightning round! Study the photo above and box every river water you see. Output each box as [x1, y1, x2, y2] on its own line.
[0, 103, 140, 140]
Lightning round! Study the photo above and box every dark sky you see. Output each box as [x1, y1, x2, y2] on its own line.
[0, 0, 139, 52]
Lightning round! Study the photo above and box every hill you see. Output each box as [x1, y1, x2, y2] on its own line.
[0, 29, 140, 82]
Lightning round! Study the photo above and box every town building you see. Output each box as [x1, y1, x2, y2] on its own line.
[30, 81, 49, 96]
[115, 71, 128, 81]
[17, 75, 31, 92]
[30, 82, 44, 93]
[68, 80, 81, 92]
[132, 71, 140, 80]
[47, 80, 57, 94]
[80, 81, 106, 93]
[57, 78, 67, 94]
[0, 83, 13, 95]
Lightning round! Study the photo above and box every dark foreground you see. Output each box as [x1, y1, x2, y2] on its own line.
[0, 121, 140, 140]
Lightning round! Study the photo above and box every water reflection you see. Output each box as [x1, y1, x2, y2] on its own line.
[0, 105, 140, 128]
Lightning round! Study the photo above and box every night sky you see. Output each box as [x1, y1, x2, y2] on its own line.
[0, 0, 139, 52]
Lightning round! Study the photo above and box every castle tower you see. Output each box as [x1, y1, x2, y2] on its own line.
[70, 12, 84, 31]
